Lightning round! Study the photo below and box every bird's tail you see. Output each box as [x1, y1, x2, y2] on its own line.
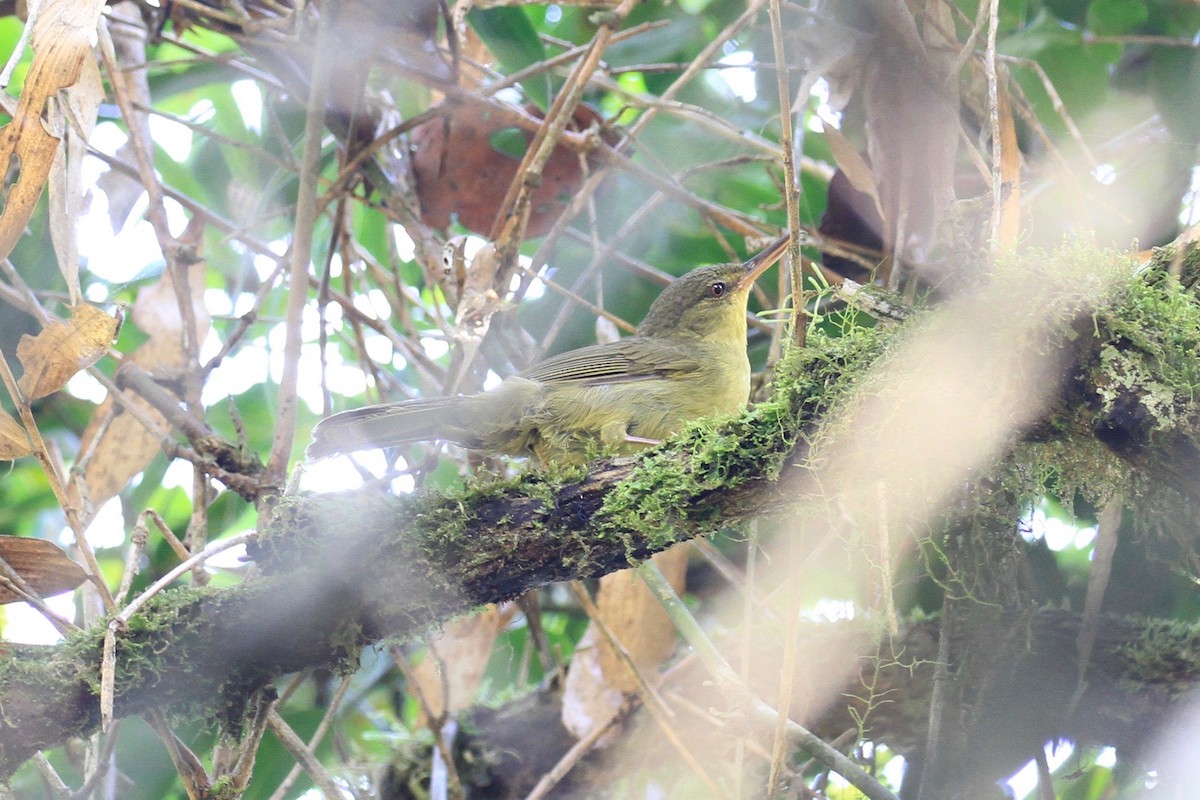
[306, 397, 468, 460]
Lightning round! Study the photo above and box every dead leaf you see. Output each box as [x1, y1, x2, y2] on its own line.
[563, 546, 688, 739]
[453, 242, 503, 341]
[0, 410, 31, 460]
[822, 120, 885, 225]
[93, 140, 144, 232]
[48, 48, 104, 305]
[561, 624, 623, 741]
[0, 0, 108, 262]
[411, 102, 611, 237]
[858, 2, 960, 282]
[410, 604, 514, 724]
[0, 536, 87, 604]
[95, 4, 152, 233]
[17, 303, 121, 400]
[130, 261, 210, 350]
[995, 80, 1022, 252]
[594, 546, 688, 694]
[69, 261, 211, 521]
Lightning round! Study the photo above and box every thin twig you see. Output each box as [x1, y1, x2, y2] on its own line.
[265, 5, 335, 485]
[117, 532, 256, 623]
[263, 677, 353, 800]
[1082, 31, 1200, 47]
[266, 709, 347, 800]
[767, 0, 805, 348]
[146, 709, 210, 800]
[0, 555, 77, 636]
[32, 752, 70, 800]
[0, 0, 38, 89]
[985, 0, 1003, 246]
[389, 645, 466, 800]
[96, 19, 180, 275]
[521, 711, 623, 800]
[996, 54, 1099, 170]
[0, 348, 114, 611]
[639, 561, 899, 800]
[523, 0, 774, 297]
[568, 581, 724, 796]
[765, 521, 801, 799]
[488, 0, 642, 248]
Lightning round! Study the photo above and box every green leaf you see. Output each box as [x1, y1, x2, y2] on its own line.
[1150, 48, 1200, 144]
[1043, 0, 1089, 25]
[467, 7, 552, 110]
[1087, 0, 1149, 34]
[1000, 11, 1118, 134]
[242, 709, 328, 800]
[488, 126, 529, 160]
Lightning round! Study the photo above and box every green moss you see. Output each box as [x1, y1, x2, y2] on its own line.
[591, 324, 889, 554]
[1094, 272, 1200, 427]
[1116, 617, 1200, 692]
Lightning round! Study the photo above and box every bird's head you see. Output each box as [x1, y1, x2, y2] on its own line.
[635, 236, 787, 342]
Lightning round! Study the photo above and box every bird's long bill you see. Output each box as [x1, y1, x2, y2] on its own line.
[735, 233, 791, 292]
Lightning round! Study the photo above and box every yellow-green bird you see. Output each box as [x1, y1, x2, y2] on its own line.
[307, 235, 788, 465]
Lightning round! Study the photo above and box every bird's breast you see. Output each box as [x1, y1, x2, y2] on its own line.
[539, 346, 749, 455]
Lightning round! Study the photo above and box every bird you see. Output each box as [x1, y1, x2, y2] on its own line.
[307, 235, 789, 465]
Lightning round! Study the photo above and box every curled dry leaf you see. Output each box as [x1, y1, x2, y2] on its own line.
[0, 536, 87, 604]
[48, 50, 104, 305]
[995, 81, 1022, 253]
[69, 261, 211, 522]
[16, 303, 122, 400]
[0, 0, 108, 262]
[411, 102, 612, 237]
[0, 411, 31, 460]
[822, 120, 884, 224]
[453, 242, 504, 342]
[562, 547, 687, 738]
[409, 604, 514, 725]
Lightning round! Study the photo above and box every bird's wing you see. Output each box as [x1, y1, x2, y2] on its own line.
[521, 338, 701, 386]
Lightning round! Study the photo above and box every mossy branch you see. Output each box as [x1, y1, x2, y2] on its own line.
[0, 335, 865, 779]
[0, 243, 1198, 779]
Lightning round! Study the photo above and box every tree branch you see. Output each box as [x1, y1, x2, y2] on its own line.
[1, 244, 1199, 779]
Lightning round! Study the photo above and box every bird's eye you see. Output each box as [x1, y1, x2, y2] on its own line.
[707, 281, 727, 298]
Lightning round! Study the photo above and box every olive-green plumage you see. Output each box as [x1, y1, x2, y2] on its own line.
[307, 236, 787, 465]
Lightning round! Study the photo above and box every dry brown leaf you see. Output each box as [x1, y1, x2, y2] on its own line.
[996, 81, 1022, 252]
[563, 546, 688, 738]
[561, 624, 623, 740]
[48, 49, 104, 305]
[410, 604, 514, 724]
[0, 536, 87, 604]
[0, 0, 108, 262]
[411, 102, 611, 237]
[594, 546, 688, 694]
[562, 548, 687, 738]
[69, 261, 210, 520]
[822, 120, 884, 225]
[0, 410, 31, 460]
[859, 3, 960, 280]
[17, 303, 121, 400]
